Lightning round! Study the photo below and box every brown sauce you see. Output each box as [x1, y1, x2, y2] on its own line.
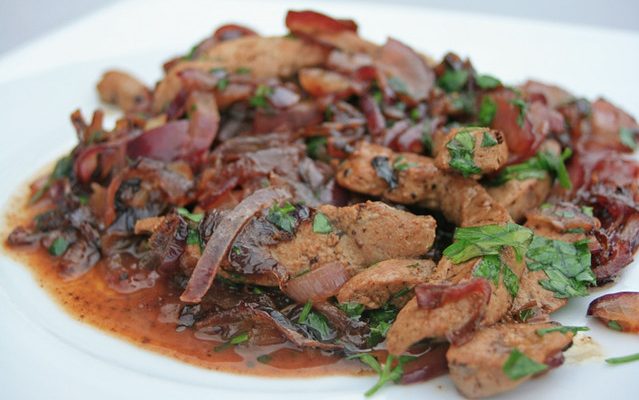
[1, 179, 368, 378]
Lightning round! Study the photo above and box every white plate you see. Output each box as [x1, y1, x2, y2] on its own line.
[1, 1, 639, 399]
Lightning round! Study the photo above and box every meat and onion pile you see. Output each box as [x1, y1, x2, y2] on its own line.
[6, 10, 639, 398]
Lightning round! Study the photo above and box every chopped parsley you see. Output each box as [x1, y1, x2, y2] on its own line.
[422, 123, 433, 156]
[519, 309, 535, 322]
[306, 136, 327, 160]
[607, 320, 623, 331]
[48, 237, 69, 256]
[526, 236, 594, 298]
[619, 127, 637, 150]
[366, 304, 398, 346]
[388, 76, 408, 95]
[266, 201, 297, 233]
[176, 207, 204, 223]
[536, 325, 590, 336]
[481, 131, 498, 147]
[312, 212, 332, 234]
[446, 129, 482, 177]
[444, 223, 534, 264]
[235, 66, 251, 74]
[339, 302, 365, 318]
[213, 331, 249, 352]
[298, 300, 312, 323]
[392, 155, 417, 172]
[250, 84, 273, 109]
[490, 149, 573, 189]
[475, 74, 502, 90]
[348, 354, 414, 397]
[502, 348, 548, 380]
[510, 98, 528, 127]
[605, 353, 639, 365]
[300, 310, 332, 341]
[478, 96, 497, 126]
[216, 77, 229, 91]
[186, 228, 202, 248]
[581, 206, 594, 217]
[30, 155, 73, 204]
[438, 69, 469, 93]
[473, 254, 519, 297]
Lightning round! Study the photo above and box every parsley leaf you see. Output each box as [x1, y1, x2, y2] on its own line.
[338, 302, 365, 318]
[303, 312, 332, 341]
[619, 127, 637, 150]
[607, 320, 623, 331]
[478, 96, 497, 127]
[503, 349, 548, 380]
[490, 149, 573, 189]
[422, 123, 433, 156]
[176, 207, 204, 223]
[536, 325, 590, 336]
[519, 309, 535, 322]
[473, 254, 519, 296]
[606, 353, 639, 365]
[392, 155, 417, 172]
[216, 77, 229, 91]
[447, 129, 482, 177]
[510, 98, 527, 127]
[526, 236, 594, 298]
[186, 228, 202, 248]
[30, 155, 73, 204]
[348, 354, 414, 397]
[444, 223, 534, 263]
[235, 66, 251, 74]
[475, 74, 502, 90]
[481, 131, 498, 147]
[438, 69, 469, 92]
[298, 300, 312, 323]
[306, 136, 327, 160]
[267, 202, 297, 233]
[48, 237, 69, 256]
[312, 212, 332, 234]
[250, 85, 273, 109]
[213, 331, 249, 352]
[256, 354, 272, 364]
[366, 304, 398, 346]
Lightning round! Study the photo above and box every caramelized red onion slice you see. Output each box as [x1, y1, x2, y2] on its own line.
[213, 24, 257, 42]
[283, 262, 350, 303]
[415, 278, 492, 310]
[127, 120, 190, 162]
[400, 343, 450, 384]
[285, 10, 357, 35]
[587, 291, 639, 333]
[180, 187, 291, 303]
[376, 38, 435, 104]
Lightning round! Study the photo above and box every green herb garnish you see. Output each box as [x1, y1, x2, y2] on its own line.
[176, 207, 204, 223]
[444, 223, 534, 263]
[519, 309, 534, 322]
[388, 76, 408, 95]
[446, 129, 482, 177]
[312, 212, 332, 234]
[510, 98, 527, 127]
[298, 301, 312, 323]
[302, 311, 332, 341]
[475, 74, 502, 90]
[536, 325, 590, 336]
[481, 131, 498, 147]
[216, 77, 229, 91]
[235, 66, 251, 74]
[256, 354, 272, 364]
[266, 201, 297, 233]
[48, 237, 69, 256]
[607, 320, 623, 331]
[605, 353, 639, 365]
[491, 149, 573, 189]
[422, 123, 433, 156]
[392, 155, 417, 172]
[214, 331, 249, 352]
[478, 96, 497, 127]
[306, 136, 327, 160]
[473, 254, 519, 296]
[30, 155, 73, 204]
[338, 302, 365, 318]
[250, 84, 273, 109]
[348, 354, 414, 397]
[526, 236, 594, 298]
[438, 69, 469, 93]
[619, 127, 637, 150]
[502, 348, 548, 380]
[186, 228, 202, 248]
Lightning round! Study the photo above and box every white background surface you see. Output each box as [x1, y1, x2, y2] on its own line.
[1, 0, 639, 399]
[1, 0, 639, 55]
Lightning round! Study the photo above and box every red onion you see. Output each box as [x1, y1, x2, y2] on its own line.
[180, 187, 290, 303]
[587, 291, 639, 333]
[360, 94, 385, 138]
[283, 261, 350, 303]
[415, 279, 491, 310]
[400, 344, 450, 384]
[286, 10, 357, 35]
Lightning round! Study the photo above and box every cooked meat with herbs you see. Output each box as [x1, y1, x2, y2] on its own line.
[5, 9, 639, 399]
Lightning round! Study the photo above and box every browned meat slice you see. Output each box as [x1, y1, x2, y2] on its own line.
[97, 70, 152, 113]
[337, 142, 521, 330]
[434, 127, 508, 178]
[336, 142, 510, 226]
[270, 201, 437, 282]
[447, 322, 574, 398]
[336, 259, 435, 309]
[386, 279, 491, 355]
[153, 36, 328, 112]
[134, 216, 165, 235]
[511, 202, 601, 318]
[486, 140, 561, 222]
